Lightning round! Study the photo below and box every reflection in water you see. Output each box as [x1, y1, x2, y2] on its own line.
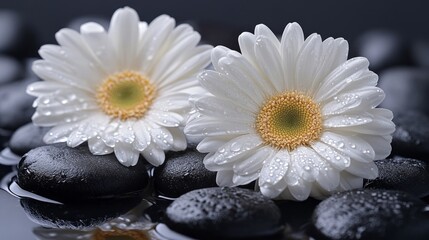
[0, 148, 21, 166]
[32, 200, 156, 240]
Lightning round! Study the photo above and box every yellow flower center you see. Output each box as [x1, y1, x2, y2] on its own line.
[96, 71, 156, 120]
[255, 91, 323, 151]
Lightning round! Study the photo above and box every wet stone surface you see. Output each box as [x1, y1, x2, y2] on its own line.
[17, 143, 149, 202]
[8, 123, 50, 156]
[365, 158, 429, 197]
[165, 187, 283, 239]
[311, 189, 429, 240]
[391, 111, 429, 159]
[153, 149, 217, 198]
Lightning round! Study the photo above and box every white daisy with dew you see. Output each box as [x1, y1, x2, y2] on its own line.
[184, 23, 395, 200]
[27, 7, 212, 167]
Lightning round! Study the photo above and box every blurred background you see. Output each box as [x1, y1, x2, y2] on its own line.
[0, 0, 428, 52]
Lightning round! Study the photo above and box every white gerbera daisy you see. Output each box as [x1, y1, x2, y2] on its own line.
[184, 23, 395, 200]
[27, 7, 212, 167]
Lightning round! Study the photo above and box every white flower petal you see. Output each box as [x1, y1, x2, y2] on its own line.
[360, 134, 392, 160]
[198, 70, 259, 112]
[194, 96, 253, 123]
[114, 142, 140, 167]
[132, 120, 151, 151]
[346, 160, 378, 179]
[295, 33, 323, 92]
[169, 127, 187, 151]
[142, 144, 165, 166]
[292, 146, 322, 182]
[146, 110, 183, 127]
[321, 131, 375, 163]
[138, 15, 175, 73]
[204, 134, 262, 169]
[238, 32, 259, 68]
[311, 37, 349, 91]
[254, 35, 284, 93]
[27, 81, 68, 96]
[280, 22, 304, 90]
[43, 123, 78, 144]
[255, 24, 280, 49]
[197, 135, 242, 153]
[88, 137, 113, 155]
[232, 172, 259, 186]
[259, 150, 290, 198]
[288, 179, 312, 201]
[185, 117, 251, 138]
[216, 170, 235, 187]
[315, 57, 371, 102]
[311, 141, 351, 170]
[149, 126, 174, 150]
[233, 145, 273, 175]
[108, 7, 140, 69]
[322, 87, 385, 116]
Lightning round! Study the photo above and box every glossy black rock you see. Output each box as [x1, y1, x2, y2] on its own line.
[20, 197, 143, 229]
[391, 111, 429, 159]
[0, 79, 35, 130]
[154, 149, 216, 198]
[9, 123, 50, 156]
[378, 68, 429, 115]
[17, 143, 149, 202]
[165, 187, 283, 239]
[311, 189, 428, 240]
[365, 158, 429, 197]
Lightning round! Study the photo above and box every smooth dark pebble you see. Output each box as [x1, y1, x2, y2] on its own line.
[410, 40, 429, 67]
[20, 197, 142, 229]
[9, 123, 50, 156]
[390, 111, 429, 159]
[353, 30, 408, 71]
[311, 189, 428, 240]
[0, 55, 22, 85]
[165, 187, 283, 239]
[154, 149, 216, 198]
[67, 16, 110, 32]
[17, 143, 149, 202]
[364, 158, 429, 197]
[378, 68, 429, 116]
[0, 79, 36, 130]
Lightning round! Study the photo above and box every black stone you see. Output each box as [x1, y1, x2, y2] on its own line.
[0, 79, 36, 130]
[0, 128, 13, 149]
[378, 68, 429, 116]
[364, 158, 429, 197]
[9, 123, 50, 156]
[165, 187, 283, 239]
[311, 189, 428, 240]
[153, 149, 217, 198]
[17, 143, 149, 202]
[20, 197, 143, 229]
[67, 16, 110, 32]
[391, 111, 429, 159]
[0, 55, 22, 85]
[352, 30, 408, 71]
